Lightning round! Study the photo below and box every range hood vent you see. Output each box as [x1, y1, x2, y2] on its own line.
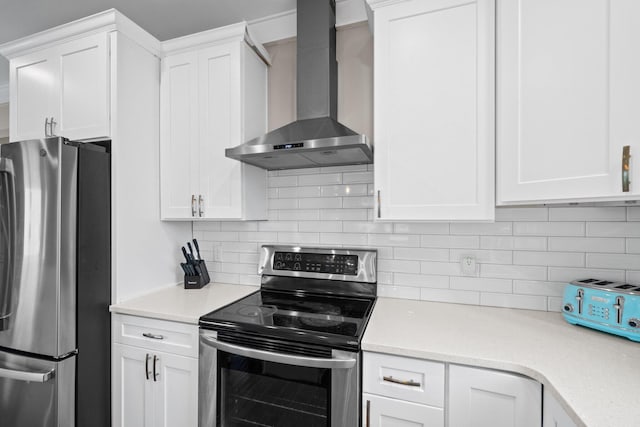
[225, 0, 372, 170]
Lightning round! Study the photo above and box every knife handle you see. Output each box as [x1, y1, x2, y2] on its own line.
[193, 239, 201, 260]
[187, 242, 195, 259]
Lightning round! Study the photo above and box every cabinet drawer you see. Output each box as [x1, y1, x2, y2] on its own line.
[363, 393, 444, 427]
[363, 352, 445, 407]
[112, 314, 198, 358]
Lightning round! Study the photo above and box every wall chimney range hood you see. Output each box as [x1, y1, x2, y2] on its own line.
[225, 0, 372, 170]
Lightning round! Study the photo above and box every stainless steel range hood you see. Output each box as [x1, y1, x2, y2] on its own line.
[225, 0, 372, 170]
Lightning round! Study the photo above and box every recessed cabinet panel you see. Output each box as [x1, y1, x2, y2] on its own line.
[58, 33, 110, 140]
[371, 0, 495, 221]
[160, 53, 198, 219]
[363, 393, 444, 427]
[497, 0, 640, 203]
[12, 55, 56, 141]
[113, 344, 152, 427]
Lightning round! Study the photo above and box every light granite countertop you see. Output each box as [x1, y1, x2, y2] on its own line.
[109, 282, 259, 324]
[362, 297, 640, 427]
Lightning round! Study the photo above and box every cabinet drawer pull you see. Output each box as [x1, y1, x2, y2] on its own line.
[622, 145, 631, 192]
[145, 353, 150, 380]
[142, 332, 164, 340]
[382, 375, 421, 387]
[377, 190, 381, 218]
[366, 399, 370, 427]
[191, 195, 197, 217]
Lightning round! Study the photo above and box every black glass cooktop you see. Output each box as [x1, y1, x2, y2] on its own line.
[199, 290, 376, 351]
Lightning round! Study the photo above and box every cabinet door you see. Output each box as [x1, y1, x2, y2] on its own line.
[449, 365, 541, 427]
[9, 49, 56, 141]
[160, 52, 199, 219]
[57, 32, 110, 140]
[497, 0, 640, 203]
[373, 0, 495, 221]
[543, 389, 577, 427]
[113, 344, 154, 427]
[153, 351, 198, 427]
[363, 393, 444, 427]
[198, 43, 243, 219]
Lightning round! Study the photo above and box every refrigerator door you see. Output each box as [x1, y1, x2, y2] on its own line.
[0, 350, 75, 427]
[0, 137, 77, 357]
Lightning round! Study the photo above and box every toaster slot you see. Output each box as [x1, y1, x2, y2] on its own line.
[576, 289, 584, 315]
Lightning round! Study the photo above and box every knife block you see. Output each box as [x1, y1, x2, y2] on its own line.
[183, 260, 210, 289]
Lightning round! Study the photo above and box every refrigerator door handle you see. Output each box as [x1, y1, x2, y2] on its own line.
[0, 158, 16, 331]
[0, 366, 55, 383]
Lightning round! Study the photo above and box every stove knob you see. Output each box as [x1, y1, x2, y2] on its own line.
[628, 318, 640, 328]
[563, 303, 574, 313]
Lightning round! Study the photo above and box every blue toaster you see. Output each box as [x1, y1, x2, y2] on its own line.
[563, 279, 640, 342]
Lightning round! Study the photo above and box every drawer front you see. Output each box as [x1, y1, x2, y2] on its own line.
[363, 352, 445, 407]
[112, 314, 198, 358]
[363, 393, 444, 427]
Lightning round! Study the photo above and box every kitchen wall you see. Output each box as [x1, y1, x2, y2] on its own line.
[193, 24, 640, 312]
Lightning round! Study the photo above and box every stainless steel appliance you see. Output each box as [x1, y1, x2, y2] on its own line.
[563, 279, 640, 341]
[199, 245, 377, 426]
[0, 137, 111, 427]
[225, 0, 373, 170]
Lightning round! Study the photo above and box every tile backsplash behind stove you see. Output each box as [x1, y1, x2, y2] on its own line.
[193, 165, 640, 312]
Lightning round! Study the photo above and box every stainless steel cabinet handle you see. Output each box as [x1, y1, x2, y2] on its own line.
[201, 333, 356, 369]
[366, 399, 370, 427]
[153, 355, 159, 382]
[145, 353, 150, 380]
[44, 118, 50, 137]
[191, 195, 197, 217]
[142, 332, 164, 340]
[622, 145, 631, 192]
[377, 191, 381, 218]
[198, 195, 204, 217]
[0, 366, 55, 383]
[382, 375, 421, 387]
[49, 117, 57, 136]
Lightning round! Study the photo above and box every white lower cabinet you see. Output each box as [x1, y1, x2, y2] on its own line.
[364, 393, 444, 427]
[112, 315, 198, 427]
[448, 365, 541, 427]
[364, 352, 545, 427]
[543, 389, 577, 427]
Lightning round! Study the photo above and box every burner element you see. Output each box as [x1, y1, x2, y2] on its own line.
[237, 305, 277, 317]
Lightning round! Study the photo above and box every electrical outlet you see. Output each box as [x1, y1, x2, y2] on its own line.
[461, 255, 477, 276]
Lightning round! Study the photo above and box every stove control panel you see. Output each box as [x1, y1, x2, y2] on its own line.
[273, 251, 358, 275]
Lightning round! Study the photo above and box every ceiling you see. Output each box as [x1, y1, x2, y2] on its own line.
[0, 0, 298, 88]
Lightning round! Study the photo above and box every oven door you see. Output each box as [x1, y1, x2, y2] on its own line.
[199, 330, 359, 427]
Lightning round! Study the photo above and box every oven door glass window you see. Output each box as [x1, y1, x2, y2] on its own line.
[218, 351, 331, 426]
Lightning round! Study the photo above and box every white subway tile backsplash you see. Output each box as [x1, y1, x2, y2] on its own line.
[587, 222, 640, 237]
[196, 166, 638, 312]
[514, 222, 585, 236]
[394, 223, 449, 235]
[549, 207, 626, 222]
[449, 249, 513, 265]
[420, 288, 480, 305]
[586, 253, 640, 270]
[298, 173, 342, 186]
[548, 237, 625, 253]
[548, 267, 626, 282]
[395, 247, 449, 262]
[378, 285, 421, 300]
[628, 239, 640, 254]
[378, 259, 421, 274]
[394, 273, 449, 288]
[480, 236, 547, 251]
[480, 293, 547, 311]
[450, 222, 512, 235]
[495, 207, 549, 221]
[421, 235, 479, 249]
[513, 251, 584, 267]
[450, 277, 512, 293]
[343, 171, 373, 184]
[299, 197, 342, 209]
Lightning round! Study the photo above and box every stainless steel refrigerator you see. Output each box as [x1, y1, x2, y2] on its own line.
[0, 137, 111, 427]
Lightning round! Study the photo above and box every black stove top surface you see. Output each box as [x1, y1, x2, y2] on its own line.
[199, 290, 376, 351]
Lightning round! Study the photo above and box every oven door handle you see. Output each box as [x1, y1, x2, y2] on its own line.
[200, 334, 356, 369]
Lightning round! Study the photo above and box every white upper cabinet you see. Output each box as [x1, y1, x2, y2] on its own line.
[8, 32, 109, 142]
[160, 23, 269, 220]
[367, 0, 495, 221]
[497, 0, 640, 204]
